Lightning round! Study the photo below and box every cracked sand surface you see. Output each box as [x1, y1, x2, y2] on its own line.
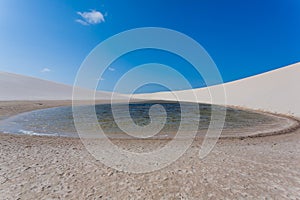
[0, 101, 299, 199]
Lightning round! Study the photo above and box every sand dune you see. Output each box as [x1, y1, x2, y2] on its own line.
[2, 62, 299, 117]
[0, 72, 125, 101]
[134, 62, 300, 118]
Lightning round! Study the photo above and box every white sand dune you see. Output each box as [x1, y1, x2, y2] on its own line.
[0, 72, 125, 101]
[2, 62, 299, 117]
[134, 62, 300, 118]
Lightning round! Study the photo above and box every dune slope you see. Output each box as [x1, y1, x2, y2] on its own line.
[134, 62, 300, 118]
[0, 72, 124, 100]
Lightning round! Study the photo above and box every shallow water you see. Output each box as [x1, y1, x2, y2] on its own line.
[0, 102, 278, 138]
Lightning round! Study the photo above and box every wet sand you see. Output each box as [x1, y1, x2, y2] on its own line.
[0, 101, 300, 199]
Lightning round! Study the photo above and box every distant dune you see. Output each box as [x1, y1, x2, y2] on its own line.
[0, 72, 124, 101]
[134, 62, 300, 118]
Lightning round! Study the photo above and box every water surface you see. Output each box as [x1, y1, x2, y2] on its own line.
[0, 102, 279, 138]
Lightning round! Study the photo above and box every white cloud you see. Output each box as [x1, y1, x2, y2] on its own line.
[41, 68, 51, 73]
[108, 67, 115, 71]
[75, 19, 89, 26]
[76, 10, 105, 25]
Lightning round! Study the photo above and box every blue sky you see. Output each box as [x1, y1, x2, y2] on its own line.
[0, 0, 299, 93]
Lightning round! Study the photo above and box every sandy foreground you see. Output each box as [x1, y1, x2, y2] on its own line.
[0, 101, 300, 199]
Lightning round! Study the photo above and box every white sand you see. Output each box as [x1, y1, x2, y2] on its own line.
[134, 62, 300, 118]
[0, 72, 126, 101]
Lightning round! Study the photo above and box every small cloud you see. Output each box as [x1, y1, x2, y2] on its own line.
[108, 67, 115, 71]
[75, 19, 89, 26]
[76, 10, 105, 25]
[41, 68, 51, 73]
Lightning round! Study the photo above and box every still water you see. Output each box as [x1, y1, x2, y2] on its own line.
[0, 102, 277, 138]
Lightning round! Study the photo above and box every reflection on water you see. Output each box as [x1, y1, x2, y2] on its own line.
[0, 102, 277, 138]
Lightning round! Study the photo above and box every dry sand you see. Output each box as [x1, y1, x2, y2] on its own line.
[0, 101, 300, 199]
